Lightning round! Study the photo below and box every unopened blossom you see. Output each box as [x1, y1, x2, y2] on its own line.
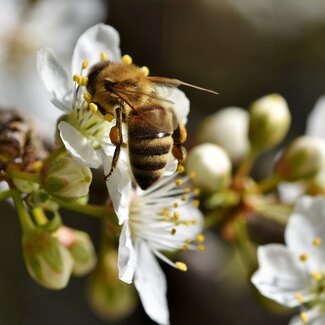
[110, 172, 204, 325]
[252, 196, 325, 325]
[0, 0, 105, 139]
[38, 23, 190, 223]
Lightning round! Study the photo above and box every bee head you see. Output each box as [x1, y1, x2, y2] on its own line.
[87, 60, 110, 95]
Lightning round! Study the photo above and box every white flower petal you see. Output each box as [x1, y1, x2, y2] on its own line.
[168, 88, 190, 125]
[251, 245, 310, 307]
[278, 182, 305, 204]
[306, 96, 325, 138]
[37, 48, 73, 112]
[164, 157, 178, 176]
[103, 153, 132, 225]
[134, 241, 170, 325]
[285, 196, 325, 272]
[72, 23, 121, 75]
[58, 121, 101, 168]
[118, 222, 137, 284]
[289, 307, 324, 325]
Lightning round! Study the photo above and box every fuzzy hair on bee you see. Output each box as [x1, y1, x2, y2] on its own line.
[86, 58, 217, 190]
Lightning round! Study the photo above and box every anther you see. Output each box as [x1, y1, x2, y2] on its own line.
[100, 51, 108, 61]
[189, 171, 196, 179]
[300, 312, 309, 324]
[161, 208, 170, 217]
[171, 228, 177, 235]
[198, 245, 205, 252]
[183, 244, 189, 251]
[73, 74, 82, 84]
[89, 103, 98, 113]
[193, 199, 200, 207]
[177, 165, 185, 174]
[141, 66, 149, 76]
[181, 195, 187, 201]
[191, 219, 198, 225]
[175, 261, 187, 272]
[193, 188, 201, 195]
[299, 253, 309, 262]
[104, 113, 114, 122]
[82, 59, 89, 69]
[184, 188, 191, 193]
[122, 54, 133, 64]
[312, 237, 322, 246]
[196, 234, 205, 243]
[311, 272, 322, 281]
[173, 212, 180, 220]
[175, 179, 183, 186]
[185, 238, 191, 244]
[184, 220, 191, 226]
[83, 92, 92, 103]
[81, 76, 88, 86]
[295, 292, 304, 304]
[173, 202, 179, 208]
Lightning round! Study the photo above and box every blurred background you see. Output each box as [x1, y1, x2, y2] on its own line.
[2, 0, 325, 323]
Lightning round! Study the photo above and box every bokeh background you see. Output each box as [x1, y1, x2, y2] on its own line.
[2, 0, 325, 324]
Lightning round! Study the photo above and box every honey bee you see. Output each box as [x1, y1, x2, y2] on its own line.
[86, 58, 216, 190]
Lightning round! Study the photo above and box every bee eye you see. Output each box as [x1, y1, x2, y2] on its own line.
[104, 80, 114, 91]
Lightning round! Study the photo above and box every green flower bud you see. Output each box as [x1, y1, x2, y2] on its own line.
[186, 143, 232, 193]
[22, 228, 73, 289]
[248, 94, 291, 152]
[275, 136, 325, 182]
[56, 226, 97, 276]
[12, 178, 39, 194]
[197, 107, 249, 164]
[87, 249, 137, 320]
[41, 152, 92, 200]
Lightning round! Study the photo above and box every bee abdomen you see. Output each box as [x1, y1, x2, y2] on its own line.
[129, 136, 172, 190]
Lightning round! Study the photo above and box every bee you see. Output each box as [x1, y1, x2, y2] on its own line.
[86, 58, 217, 190]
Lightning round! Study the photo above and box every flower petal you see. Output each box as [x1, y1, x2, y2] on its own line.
[102, 152, 132, 225]
[118, 222, 137, 284]
[278, 181, 305, 204]
[285, 196, 325, 272]
[72, 23, 121, 75]
[168, 88, 190, 125]
[251, 244, 310, 307]
[37, 48, 73, 112]
[134, 241, 170, 325]
[289, 307, 324, 325]
[306, 96, 325, 138]
[58, 121, 101, 168]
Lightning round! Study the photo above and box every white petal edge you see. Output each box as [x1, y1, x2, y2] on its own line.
[118, 222, 137, 284]
[102, 152, 132, 225]
[58, 121, 101, 168]
[168, 88, 190, 125]
[289, 307, 324, 325]
[72, 23, 121, 75]
[306, 96, 325, 138]
[134, 241, 170, 325]
[251, 244, 310, 307]
[37, 48, 72, 112]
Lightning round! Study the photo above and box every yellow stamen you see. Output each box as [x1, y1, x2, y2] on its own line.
[122, 54, 133, 64]
[295, 292, 304, 304]
[184, 220, 191, 226]
[183, 244, 189, 251]
[100, 51, 108, 61]
[311, 272, 322, 281]
[177, 165, 185, 174]
[189, 171, 196, 179]
[193, 188, 201, 195]
[193, 199, 200, 207]
[196, 234, 205, 243]
[171, 228, 177, 235]
[175, 262, 187, 272]
[82, 59, 89, 69]
[81, 76, 88, 86]
[173, 212, 180, 221]
[185, 238, 191, 244]
[73, 74, 82, 84]
[312, 237, 322, 246]
[198, 245, 205, 252]
[184, 188, 191, 193]
[104, 113, 114, 122]
[161, 208, 170, 217]
[191, 219, 198, 225]
[141, 66, 149, 76]
[83, 92, 92, 103]
[173, 202, 179, 208]
[175, 179, 183, 186]
[300, 312, 309, 324]
[299, 253, 309, 262]
[89, 103, 98, 113]
[181, 195, 186, 201]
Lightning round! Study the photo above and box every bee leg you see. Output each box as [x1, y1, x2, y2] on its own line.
[172, 123, 187, 163]
[105, 108, 123, 181]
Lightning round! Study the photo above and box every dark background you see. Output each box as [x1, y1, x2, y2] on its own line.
[2, 0, 325, 324]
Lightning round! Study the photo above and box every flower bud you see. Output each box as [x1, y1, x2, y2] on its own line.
[22, 229, 73, 289]
[197, 107, 249, 163]
[87, 249, 137, 320]
[41, 152, 92, 200]
[275, 136, 325, 182]
[56, 226, 96, 276]
[248, 94, 291, 152]
[186, 143, 232, 192]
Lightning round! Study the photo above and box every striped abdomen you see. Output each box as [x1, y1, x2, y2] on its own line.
[128, 105, 173, 190]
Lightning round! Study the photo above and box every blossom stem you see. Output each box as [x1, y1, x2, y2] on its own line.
[257, 174, 281, 193]
[52, 198, 107, 218]
[0, 189, 15, 201]
[7, 167, 40, 184]
[204, 209, 230, 229]
[233, 150, 257, 187]
[11, 191, 35, 233]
